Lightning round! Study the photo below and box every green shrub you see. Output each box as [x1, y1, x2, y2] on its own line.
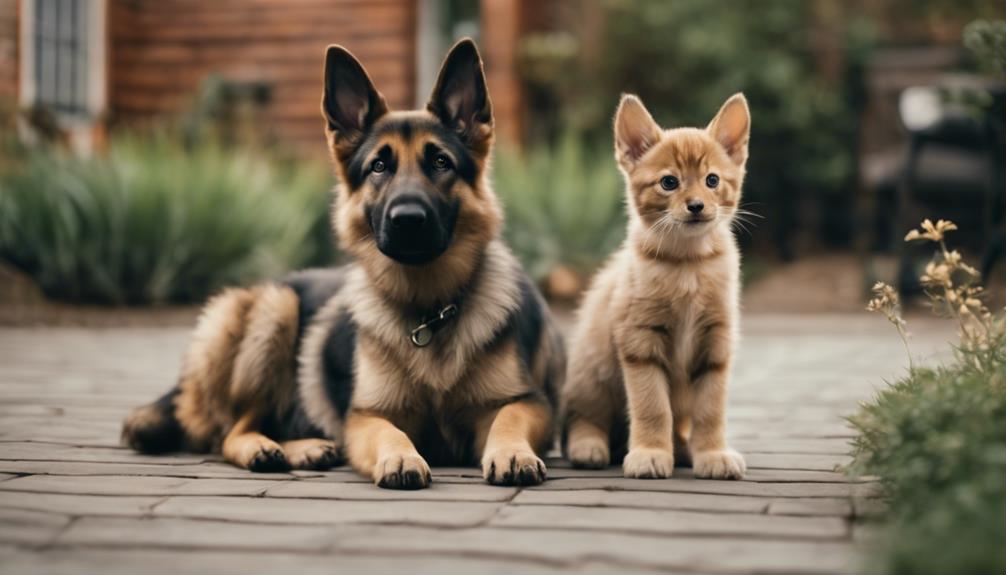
[494, 134, 624, 280]
[852, 220, 1006, 574]
[964, 19, 1006, 75]
[849, 364, 1006, 575]
[0, 133, 333, 305]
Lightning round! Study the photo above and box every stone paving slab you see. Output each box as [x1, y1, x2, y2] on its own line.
[153, 495, 504, 527]
[0, 546, 643, 575]
[0, 508, 72, 546]
[490, 504, 849, 539]
[315, 524, 859, 574]
[0, 491, 164, 517]
[0, 315, 956, 574]
[526, 476, 860, 498]
[0, 441, 209, 464]
[40, 518, 860, 574]
[265, 479, 519, 501]
[0, 474, 284, 496]
[512, 488, 771, 513]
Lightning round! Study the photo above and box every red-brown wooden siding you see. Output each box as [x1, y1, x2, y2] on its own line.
[0, 0, 17, 105]
[108, 0, 417, 154]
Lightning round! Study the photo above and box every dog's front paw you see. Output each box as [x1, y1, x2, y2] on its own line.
[285, 439, 342, 471]
[246, 444, 291, 473]
[567, 436, 610, 469]
[692, 449, 746, 480]
[623, 447, 674, 479]
[374, 453, 432, 490]
[482, 447, 546, 486]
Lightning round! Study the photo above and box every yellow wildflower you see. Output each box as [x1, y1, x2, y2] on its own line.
[904, 219, 958, 242]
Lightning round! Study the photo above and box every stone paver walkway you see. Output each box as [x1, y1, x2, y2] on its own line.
[0, 314, 954, 574]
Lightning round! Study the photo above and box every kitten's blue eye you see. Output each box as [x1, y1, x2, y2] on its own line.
[371, 159, 386, 174]
[659, 175, 679, 191]
[705, 173, 720, 188]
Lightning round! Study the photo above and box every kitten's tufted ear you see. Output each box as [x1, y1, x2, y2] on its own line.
[707, 93, 750, 166]
[614, 94, 662, 166]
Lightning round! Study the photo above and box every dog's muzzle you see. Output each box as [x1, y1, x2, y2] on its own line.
[377, 196, 449, 266]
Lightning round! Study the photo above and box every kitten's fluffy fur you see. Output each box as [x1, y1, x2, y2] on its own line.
[560, 93, 751, 479]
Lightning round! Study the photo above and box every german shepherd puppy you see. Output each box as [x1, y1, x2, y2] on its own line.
[121, 39, 565, 489]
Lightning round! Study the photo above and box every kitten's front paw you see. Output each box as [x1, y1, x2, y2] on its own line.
[374, 453, 432, 489]
[692, 449, 746, 480]
[567, 436, 610, 469]
[482, 447, 547, 486]
[623, 447, 674, 479]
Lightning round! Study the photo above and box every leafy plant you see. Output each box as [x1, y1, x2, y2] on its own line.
[852, 219, 1006, 574]
[0, 132, 333, 305]
[964, 19, 1006, 74]
[493, 134, 625, 280]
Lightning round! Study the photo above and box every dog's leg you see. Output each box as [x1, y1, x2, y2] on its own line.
[477, 399, 551, 486]
[281, 438, 342, 470]
[218, 283, 300, 473]
[221, 412, 289, 472]
[344, 410, 431, 489]
[688, 322, 745, 480]
[620, 357, 675, 479]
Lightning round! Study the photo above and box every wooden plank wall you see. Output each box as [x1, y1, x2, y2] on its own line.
[0, 0, 17, 106]
[109, 0, 417, 154]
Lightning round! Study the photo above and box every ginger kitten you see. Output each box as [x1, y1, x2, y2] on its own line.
[560, 93, 750, 479]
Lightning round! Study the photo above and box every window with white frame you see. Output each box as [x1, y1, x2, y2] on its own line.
[20, 0, 105, 119]
[33, 0, 90, 114]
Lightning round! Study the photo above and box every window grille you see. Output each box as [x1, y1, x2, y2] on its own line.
[33, 0, 90, 115]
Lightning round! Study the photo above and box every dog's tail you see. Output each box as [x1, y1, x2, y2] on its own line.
[121, 386, 184, 454]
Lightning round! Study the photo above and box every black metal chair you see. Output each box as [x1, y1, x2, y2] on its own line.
[889, 83, 1005, 291]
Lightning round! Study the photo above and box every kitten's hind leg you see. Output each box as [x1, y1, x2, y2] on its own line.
[566, 419, 611, 469]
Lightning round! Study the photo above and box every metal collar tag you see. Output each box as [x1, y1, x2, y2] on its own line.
[410, 303, 458, 347]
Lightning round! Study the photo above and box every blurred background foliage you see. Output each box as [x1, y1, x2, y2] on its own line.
[1, 0, 1005, 307]
[494, 135, 623, 283]
[0, 131, 331, 305]
[0, 77, 334, 305]
[517, 0, 872, 262]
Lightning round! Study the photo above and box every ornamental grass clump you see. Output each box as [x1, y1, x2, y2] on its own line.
[0, 133, 332, 305]
[851, 219, 1006, 575]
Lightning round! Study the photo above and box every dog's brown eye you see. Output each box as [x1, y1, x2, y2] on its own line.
[371, 159, 386, 174]
[433, 154, 450, 171]
[705, 173, 719, 188]
[659, 175, 679, 191]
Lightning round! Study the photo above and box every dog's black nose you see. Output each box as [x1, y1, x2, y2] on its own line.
[686, 200, 705, 214]
[389, 203, 427, 231]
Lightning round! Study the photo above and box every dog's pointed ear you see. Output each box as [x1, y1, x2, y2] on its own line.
[614, 94, 661, 166]
[426, 38, 493, 148]
[322, 45, 387, 146]
[707, 93, 750, 166]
